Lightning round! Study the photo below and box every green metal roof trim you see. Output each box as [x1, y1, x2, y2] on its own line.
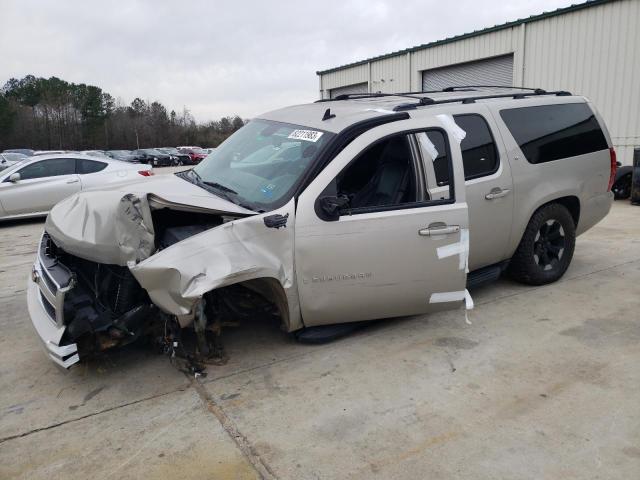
[316, 0, 615, 75]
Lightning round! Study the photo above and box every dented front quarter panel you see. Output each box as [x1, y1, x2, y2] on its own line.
[129, 199, 303, 331]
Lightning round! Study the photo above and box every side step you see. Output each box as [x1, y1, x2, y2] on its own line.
[295, 321, 368, 344]
[466, 264, 503, 290]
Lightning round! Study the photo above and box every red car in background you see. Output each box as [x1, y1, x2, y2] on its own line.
[177, 146, 208, 164]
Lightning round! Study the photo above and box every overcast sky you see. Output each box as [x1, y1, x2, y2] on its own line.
[1, 0, 577, 122]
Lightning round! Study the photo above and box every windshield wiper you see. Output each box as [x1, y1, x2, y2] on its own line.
[202, 181, 237, 195]
[177, 170, 256, 210]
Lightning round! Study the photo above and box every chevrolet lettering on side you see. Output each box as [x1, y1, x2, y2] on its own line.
[27, 87, 615, 369]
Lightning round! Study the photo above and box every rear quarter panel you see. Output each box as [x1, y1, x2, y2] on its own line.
[488, 97, 613, 256]
[80, 166, 144, 189]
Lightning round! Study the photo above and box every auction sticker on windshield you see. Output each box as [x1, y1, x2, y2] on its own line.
[288, 129, 324, 142]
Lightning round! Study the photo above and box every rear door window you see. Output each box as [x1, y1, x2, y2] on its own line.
[77, 159, 107, 174]
[499, 103, 608, 164]
[420, 130, 450, 187]
[454, 114, 499, 179]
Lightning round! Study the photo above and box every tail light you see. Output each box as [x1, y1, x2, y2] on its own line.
[138, 170, 154, 176]
[607, 147, 617, 191]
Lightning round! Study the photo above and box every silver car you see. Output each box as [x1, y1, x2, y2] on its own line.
[0, 154, 153, 221]
[26, 88, 614, 368]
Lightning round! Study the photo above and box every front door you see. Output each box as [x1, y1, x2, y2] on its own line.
[0, 158, 80, 215]
[295, 117, 469, 327]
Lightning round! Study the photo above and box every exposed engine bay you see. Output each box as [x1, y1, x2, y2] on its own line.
[37, 195, 291, 372]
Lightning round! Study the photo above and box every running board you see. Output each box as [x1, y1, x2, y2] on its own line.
[295, 321, 369, 344]
[466, 264, 503, 289]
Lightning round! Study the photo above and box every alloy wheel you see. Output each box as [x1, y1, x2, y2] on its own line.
[533, 219, 565, 271]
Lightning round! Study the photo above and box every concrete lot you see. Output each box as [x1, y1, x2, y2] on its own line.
[0, 181, 638, 478]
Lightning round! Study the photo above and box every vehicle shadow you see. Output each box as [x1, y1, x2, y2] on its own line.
[0, 217, 46, 227]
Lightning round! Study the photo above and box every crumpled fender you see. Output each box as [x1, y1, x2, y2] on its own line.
[129, 199, 302, 330]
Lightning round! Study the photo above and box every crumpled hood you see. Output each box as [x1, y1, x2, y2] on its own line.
[45, 174, 255, 266]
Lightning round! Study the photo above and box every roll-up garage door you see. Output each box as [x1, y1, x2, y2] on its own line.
[329, 82, 369, 99]
[422, 54, 513, 91]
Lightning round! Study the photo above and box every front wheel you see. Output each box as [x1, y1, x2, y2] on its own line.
[508, 203, 576, 285]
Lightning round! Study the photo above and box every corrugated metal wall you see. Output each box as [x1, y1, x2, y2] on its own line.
[370, 54, 412, 93]
[319, 63, 369, 94]
[522, 0, 640, 165]
[410, 27, 522, 89]
[318, 0, 639, 164]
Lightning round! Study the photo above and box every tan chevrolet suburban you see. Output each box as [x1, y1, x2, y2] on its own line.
[27, 87, 615, 368]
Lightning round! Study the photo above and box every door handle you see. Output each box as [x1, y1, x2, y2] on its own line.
[485, 188, 511, 200]
[419, 224, 460, 236]
[66, 178, 79, 184]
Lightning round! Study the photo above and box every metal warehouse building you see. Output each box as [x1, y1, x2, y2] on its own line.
[317, 0, 640, 164]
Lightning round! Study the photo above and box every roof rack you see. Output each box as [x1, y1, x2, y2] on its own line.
[315, 92, 426, 103]
[439, 85, 547, 93]
[392, 90, 572, 111]
[314, 86, 572, 111]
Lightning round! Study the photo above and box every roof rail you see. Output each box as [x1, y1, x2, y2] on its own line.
[392, 90, 572, 111]
[440, 85, 547, 93]
[315, 92, 425, 103]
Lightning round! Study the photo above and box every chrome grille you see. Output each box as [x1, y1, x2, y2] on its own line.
[40, 266, 58, 294]
[39, 291, 56, 320]
[34, 233, 75, 328]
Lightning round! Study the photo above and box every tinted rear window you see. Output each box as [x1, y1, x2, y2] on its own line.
[500, 103, 608, 164]
[454, 114, 499, 179]
[77, 159, 107, 174]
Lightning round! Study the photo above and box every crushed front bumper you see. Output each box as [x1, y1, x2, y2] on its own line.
[27, 250, 79, 369]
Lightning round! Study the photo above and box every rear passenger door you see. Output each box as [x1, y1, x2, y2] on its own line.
[416, 110, 514, 271]
[454, 109, 514, 270]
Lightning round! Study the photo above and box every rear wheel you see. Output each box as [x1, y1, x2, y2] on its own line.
[508, 203, 576, 285]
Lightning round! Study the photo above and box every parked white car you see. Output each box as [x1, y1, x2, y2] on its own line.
[0, 154, 153, 221]
[33, 150, 68, 156]
[0, 152, 28, 171]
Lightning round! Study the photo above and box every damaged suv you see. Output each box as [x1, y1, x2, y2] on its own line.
[28, 87, 615, 368]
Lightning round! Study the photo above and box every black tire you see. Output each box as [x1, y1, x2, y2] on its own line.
[612, 173, 632, 200]
[508, 203, 576, 285]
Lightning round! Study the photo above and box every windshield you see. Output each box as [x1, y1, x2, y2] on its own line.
[142, 149, 162, 155]
[1, 153, 27, 162]
[185, 119, 333, 211]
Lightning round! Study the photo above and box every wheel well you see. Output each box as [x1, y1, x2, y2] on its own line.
[204, 277, 291, 330]
[542, 196, 580, 227]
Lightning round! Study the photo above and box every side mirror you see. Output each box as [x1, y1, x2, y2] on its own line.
[317, 195, 350, 221]
[9, 173, 20, 183]
[616, 161, 622, 167]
